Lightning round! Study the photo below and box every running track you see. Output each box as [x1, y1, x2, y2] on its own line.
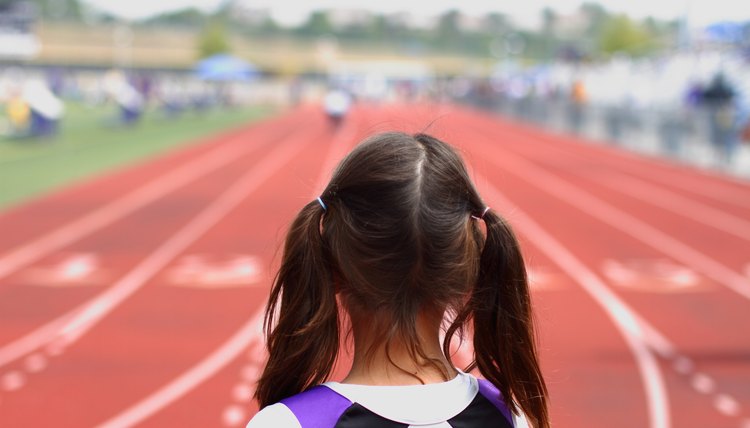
[0, 103, 748, 428]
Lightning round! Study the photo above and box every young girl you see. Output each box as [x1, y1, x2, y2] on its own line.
[247, 132, 549, 428]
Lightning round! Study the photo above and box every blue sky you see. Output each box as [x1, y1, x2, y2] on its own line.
[86, 0, 748, 27]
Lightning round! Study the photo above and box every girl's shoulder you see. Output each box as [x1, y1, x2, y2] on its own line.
[246, 385, 351, 428]
[246, 373, 530, 427]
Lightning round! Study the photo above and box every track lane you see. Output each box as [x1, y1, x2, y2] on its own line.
[97, 109, 370, 428]
[314, 104, 652, 427]
[0, 119, 311, 359]
[478, 120, 750, 275]
[94, 105, 406, 427]
[459, 109, 750, 329]
[2, 103, 746, 428]
[454, 106, 750, 215]
[479, 110, 750, 216]
[0, 112, 332, 427]
[480, 108, 750, 206]
[449, 107, 750, 298]
[0, 120, 251, 237]
[0, 108, 312, 281]
[521, 244, 654, 427]
[481, 181, 667, 428]
[363, 103, 653, 427]
[453, 109, 749, 427]
[582, 171, 750, 241]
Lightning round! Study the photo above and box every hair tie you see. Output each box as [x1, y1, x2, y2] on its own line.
[316, 197, 327, 211]
[472, 206, 490, 220]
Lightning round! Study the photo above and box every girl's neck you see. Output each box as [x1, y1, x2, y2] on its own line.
[342, 311, 458, 386]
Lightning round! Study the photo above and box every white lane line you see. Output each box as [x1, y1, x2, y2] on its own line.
[0, 118, 296, 282]
[611, 166, 750, 210]
[1, 371, 25, 391]
[476, 134, 750, 301]
[95, 112, 362, 427]
[240, 364, 259, 383]
[23, 353, 47, 373]
[222, 405, 248, 427]
[714, 394, 741, 417]
[477, 114, 750, 210]
[232, 383, 254, 403]
[673, 356, 694, 375]
[0, 129, 311, 369]
[691, 373, 716, 395]
[592, 172, 750, 242]
[472, 125, 750, 424]
[95, 309, 265, 428]
[480, 181, 672, 428]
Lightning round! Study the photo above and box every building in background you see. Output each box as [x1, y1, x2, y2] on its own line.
[0, 1, 40, 61]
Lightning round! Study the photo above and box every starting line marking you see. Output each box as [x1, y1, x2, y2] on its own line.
[602, 259, 712, 293]
[164, 254, 263, 288]
[22, 253, 106, 287]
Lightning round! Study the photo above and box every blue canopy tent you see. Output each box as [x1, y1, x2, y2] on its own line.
[704, 21, 746, 44]
[191, 54, 260, 109]
[194, 54, 260, 81]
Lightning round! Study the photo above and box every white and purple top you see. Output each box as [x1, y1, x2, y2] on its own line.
[247, 372, 530, 428]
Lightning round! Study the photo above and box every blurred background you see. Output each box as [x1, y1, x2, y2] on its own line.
[1, 0, 749, 206]
[1, 1, 749, 427]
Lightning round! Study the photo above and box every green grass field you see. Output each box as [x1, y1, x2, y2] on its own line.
[0, 102, 275, 210]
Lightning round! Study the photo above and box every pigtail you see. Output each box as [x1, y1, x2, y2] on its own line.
[254, 200, 340, 408]
[471, 210, 549, 428]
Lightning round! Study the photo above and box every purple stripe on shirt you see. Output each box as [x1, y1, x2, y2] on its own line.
[281, 385, 353, 428]
[477, 379, 514, 426]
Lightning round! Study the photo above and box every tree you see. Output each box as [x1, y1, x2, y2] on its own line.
[580, 2, 608, 40]
[29, 0, 83, 21]
[599, 14, 654, 56]
[258, 16, 280, 36]
[539, 7, 558, 60]
[143, 8, 206, 27]
[295, 10, 333, 37]
[436, 9, 461, 43]
[367, 14, 388, 41]
[197, 20, 231, 58]
[482, 12, 510, 35]
[541, 7, 557, 33]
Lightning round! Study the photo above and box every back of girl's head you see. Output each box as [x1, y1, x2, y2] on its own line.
[255, 132, 549, 428]
[324, 132, 480, 324]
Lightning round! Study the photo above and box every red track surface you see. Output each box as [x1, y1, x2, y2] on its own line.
[0, 104, 748, 428]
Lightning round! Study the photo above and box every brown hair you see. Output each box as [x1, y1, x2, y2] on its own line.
[255, 132, 549, 427]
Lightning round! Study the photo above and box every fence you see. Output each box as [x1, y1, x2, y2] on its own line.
[463, 93, 750, 179]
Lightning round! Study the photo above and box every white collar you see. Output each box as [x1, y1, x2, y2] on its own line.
[323, 372, 478, 425]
